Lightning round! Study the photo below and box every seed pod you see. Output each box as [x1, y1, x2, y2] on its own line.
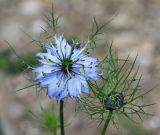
[104, 92, 124, 111]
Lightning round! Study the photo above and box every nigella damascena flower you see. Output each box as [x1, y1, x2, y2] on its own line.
[33, 35, 100, 101]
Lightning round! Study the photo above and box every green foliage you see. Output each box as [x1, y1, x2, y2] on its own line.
[0, 49, 38, 75]
[44, 4, 60, 35]
[30, 108, 59, 135]
[77, 45, 154, 133]
[39, 109, 59, 135]
[119, 114, 149, 135]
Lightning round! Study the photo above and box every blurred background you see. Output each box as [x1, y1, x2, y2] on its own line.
[0, 0, 160, 135]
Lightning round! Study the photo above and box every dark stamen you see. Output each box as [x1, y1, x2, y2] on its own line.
[61, 59, 73, 74]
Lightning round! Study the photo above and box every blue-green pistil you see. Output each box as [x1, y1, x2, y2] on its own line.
[104, 92, 124, 111]
[61, 59, 73, 73]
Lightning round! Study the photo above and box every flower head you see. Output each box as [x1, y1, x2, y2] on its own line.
[33, 35, 100, 101]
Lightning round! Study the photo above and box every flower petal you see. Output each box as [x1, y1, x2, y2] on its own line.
[54, 35, 71, 59]
[36, 53, 60, 64]
[76, 75, 90, 94]
[39, 72, 62, 87]
[56, 90, 68, 101]
[47, 83, 63, 98]
[33, 65, 59, 73]
[67, 78, 82, 98]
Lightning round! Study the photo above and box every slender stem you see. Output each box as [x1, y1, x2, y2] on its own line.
[101, 111, 113, 135]
[60, 100, 65, 135]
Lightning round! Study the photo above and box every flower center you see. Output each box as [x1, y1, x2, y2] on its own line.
[61, 59, 73, 73]
[104, 92, 124, 111]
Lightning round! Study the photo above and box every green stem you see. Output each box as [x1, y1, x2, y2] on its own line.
[101, 111, 113, 135]
[60, 100, 65, 135]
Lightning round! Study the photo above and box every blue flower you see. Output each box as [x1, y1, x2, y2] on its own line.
[33, 35, 100, 101]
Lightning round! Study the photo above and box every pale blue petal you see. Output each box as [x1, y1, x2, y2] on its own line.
[71, 48, 83, 61]
[36, 53, 60, 63]
[34, 72, 43, 81]
[79, 55, 98, 66]
[81, 85, 90, 94]
[33, 65, 59, 73]
[64, 43, 71, 58]
[39, 72, 62, 87]
[54, 35, 72, 59]
[56, 90, 68, 101]
[47, 83, 63, 98]
[45, 44, 63, 61]
[84, 68, 100, 80]
[76, 75, 90, 94]
[45, 44, 55, 54]
[54, 36, 65, 59]
[67, 78, 81, 98]
[75, 55, 100, 80]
